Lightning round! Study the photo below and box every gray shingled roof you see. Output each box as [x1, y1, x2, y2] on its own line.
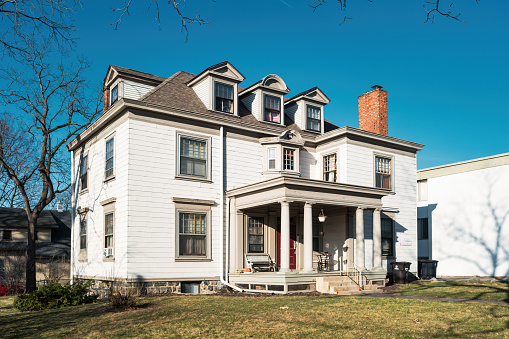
[110, 65, 167, 83]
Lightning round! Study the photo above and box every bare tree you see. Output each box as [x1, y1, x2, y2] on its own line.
[0, 0, 78, 55]
[0, 37, 101, 292]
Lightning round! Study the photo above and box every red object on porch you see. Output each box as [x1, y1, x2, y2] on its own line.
[276, 221, 297, 270]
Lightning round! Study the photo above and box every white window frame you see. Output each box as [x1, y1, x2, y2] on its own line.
[175, 204, 211, 261]
[374, 153, 394, 190]
[79, 212, 87, 251]
[282, 147, 298, 172]
[263, 94, 282, 124]
[104, 136, 115, 181]
[176, 132, 211, 182]
[323, 153, 337, 182]
[306, 105, 321, 132]
[110, 84, 119, 105]
[267, 148, 277, 170]
[246, 216, 265, 254]
[214, 81, 234, 114]
[80, 153, 88, 192]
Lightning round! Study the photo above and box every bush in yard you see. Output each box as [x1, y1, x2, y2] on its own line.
[108, 279, 138, 310]
[13, 280, 98, 312]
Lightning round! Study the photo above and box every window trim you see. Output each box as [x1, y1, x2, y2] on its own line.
[381, 217, 394, 258]
[306, 104, 321, 132]
[175, 203, 211, 261]
[110, 84, 119, 105]
[176, 132, 212, 182]
[104, 135, 115, 181]
[246, 216, 265, 254]
[80, 153, 88, 192]
[79, 212, 87, 251]
[282, 147, 297, 172]
[102, 201, 115, 261]
[263, 94, 282, 124]
[267, 147, 277, 170]
[373, 153, 394, 191]
[322, 152, 337, 182]
[213, 81, 234, 114]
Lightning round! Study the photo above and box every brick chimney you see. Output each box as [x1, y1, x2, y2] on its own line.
[103, 86, 110, 113]
[358, 85, 388, 136]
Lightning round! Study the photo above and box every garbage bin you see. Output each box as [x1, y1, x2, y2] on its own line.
[418, 260, 438, 279]
[390, 262, 411, 284]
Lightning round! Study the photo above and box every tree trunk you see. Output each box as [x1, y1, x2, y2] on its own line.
[25, 218, 37, 292]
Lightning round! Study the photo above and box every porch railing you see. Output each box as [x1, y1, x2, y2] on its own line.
[343, 257, 363, 290]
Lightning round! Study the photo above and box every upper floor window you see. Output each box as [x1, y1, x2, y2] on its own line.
[264, 95, 280, 123]
[110, 84, 118, 105]
[215, 82, 233, 113]
[375, 156, 391, 189]
[104, 212, 114, 251]
[179, 212, 207, 256]
[268, 148, 276, 170]
[307, 105, 321, 132]
[2, 230, 12, 241]
[247, 217, 264, 253]
[323, 153, 337, 182]
[80, 155, 88, 191]
[105, 137, 114, 179]
[283, 148, 295, 171]
[180, 136, 207, 178]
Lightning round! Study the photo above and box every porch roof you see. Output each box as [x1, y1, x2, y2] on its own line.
[226, 175, 392, 210]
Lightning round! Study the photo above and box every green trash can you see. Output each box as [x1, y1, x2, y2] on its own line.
[390, 262, 411, 284]
[419, 260, 438, 279]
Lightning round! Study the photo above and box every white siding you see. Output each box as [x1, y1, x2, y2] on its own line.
[241, 93, 256, 116]
[300, 148, 317, 180]
[192, 78, 210, 110]
[225, 136, 263, 190]
[123, 80, 155, 100]
[284, 104, 297, 124]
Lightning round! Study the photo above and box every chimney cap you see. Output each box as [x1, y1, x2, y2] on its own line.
[371, 85, 383, 90]
[57, 202, 63, 213]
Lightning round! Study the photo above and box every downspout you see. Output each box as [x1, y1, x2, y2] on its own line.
[70, 150, 75, 284]
[219, 126, 243, 292]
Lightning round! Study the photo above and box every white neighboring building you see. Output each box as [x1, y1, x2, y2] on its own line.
[417, 153, 509, 277]
[67, 62, 423, 294]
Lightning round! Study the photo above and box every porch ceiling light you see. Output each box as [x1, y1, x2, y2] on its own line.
[318, 209, 327, 223]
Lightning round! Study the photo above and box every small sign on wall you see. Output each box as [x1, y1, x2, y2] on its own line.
[400, 236, 412, 246]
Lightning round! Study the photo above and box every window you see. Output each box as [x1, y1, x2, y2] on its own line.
[323, 154, 337, 182]
[80, 214, 87, 250]
[105, 137, 114, 179]
[312, 223, 320, 252]
[375, 156, 391, 189]
[110, 85, 118, 105]
[80, 155, 88, 191]
[268, 148, 276, 170]
[381, 218, 394, 257]
[179, 136, 207, 178]
[264, 95, 280, 123]
[418, 218, 429, 240]
[248, 217, 264, 253]
[283, 148, 295, 171]
[215, 82, 234, 113]
[307, 105, 321, 132]
[104, 212, 114, 250]
[179, 212, 207, 256]
[2, 230, 12, 241]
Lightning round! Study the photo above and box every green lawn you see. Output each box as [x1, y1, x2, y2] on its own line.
[396, 281, 509, 302]
[1, 294, 508, 338]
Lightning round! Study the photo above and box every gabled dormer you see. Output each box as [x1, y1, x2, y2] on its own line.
[260, 130, 304, 179]
[239, 74, 290, 125]
[284, 87, 330, 134]
[103, 65, 164, 112]
[187, 61, 245, 116]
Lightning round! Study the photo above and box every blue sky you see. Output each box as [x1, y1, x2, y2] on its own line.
[74, 0, 508, 169]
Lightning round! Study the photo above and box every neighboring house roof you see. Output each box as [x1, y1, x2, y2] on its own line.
[0, 208, 71, 258]
[417, 152, 509, 180]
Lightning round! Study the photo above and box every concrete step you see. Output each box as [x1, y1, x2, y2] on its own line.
[317, 276, 351, 283]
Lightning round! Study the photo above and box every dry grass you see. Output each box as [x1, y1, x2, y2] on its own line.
[396, 281, 509, 302]
[0, 294, 508, 338]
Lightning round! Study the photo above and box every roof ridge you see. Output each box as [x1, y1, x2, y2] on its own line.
[110, 65, 165, 80]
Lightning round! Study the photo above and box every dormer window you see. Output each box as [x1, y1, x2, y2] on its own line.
[110, 85, 118, 105]
[307, 105, 321, 132]
[215, 82, 234, 113]
[264, 95, 281, 123]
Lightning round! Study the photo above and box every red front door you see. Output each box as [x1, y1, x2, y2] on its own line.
[276, 220, 297, 270]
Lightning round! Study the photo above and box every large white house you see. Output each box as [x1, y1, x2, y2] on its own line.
[417, 153, 509, 277]
[67, 62, 423, 294]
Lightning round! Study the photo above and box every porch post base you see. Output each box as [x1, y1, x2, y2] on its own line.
[277, 268, 292, 274]
[299, 268, 317, 274]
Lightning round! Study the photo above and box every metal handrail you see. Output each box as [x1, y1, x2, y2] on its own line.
[343, 257, 363, 290]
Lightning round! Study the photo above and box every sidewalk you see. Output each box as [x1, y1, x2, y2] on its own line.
[355, 292, 509, 306]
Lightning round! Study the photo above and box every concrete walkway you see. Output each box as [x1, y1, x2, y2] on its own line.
[355, 292, 509, 306]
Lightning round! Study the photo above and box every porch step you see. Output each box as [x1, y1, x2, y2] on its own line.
[316, 275, 384, 295]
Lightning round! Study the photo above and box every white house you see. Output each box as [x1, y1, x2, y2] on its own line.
[67, 62, 423, 294]
[417, 153, 509, 277]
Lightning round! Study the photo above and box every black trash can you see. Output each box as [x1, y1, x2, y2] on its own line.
[390, 262, 411, 284]
[419, 260, 438, 279]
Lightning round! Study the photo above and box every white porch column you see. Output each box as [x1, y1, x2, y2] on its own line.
[279, 201, 291, 273]
[372, 208, 383, 269]
[302, 202, 314, 272]
[355, 207, 366, 269]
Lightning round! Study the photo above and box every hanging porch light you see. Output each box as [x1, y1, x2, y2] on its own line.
[318, 208, 327, 223]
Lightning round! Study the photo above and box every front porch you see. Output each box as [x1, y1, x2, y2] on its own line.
[226, 175, 392, 293]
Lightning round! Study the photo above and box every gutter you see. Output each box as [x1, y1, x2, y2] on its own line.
[70, 150, 75, 284]
[219, 126, 243, 293]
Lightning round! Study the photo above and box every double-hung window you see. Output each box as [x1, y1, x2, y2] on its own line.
[283, 148, 295, 171]
[80, 155, 88, 191]
[268, 148, 276, 170]
[179, 212, 207, 256]
[179, 136, 207, 178]
[323, 154, 337, 182]
[215, 82, 234, 113]
[381, 218, 394, 257]
[104, 212, 114, 251]
[80, 214, 87, 250]
[264, 95, 281, 123]
[105, 137, 114, 179]
[307, 105, 321, 132]
[247, 217, 264, 253]
[418, 218, 429, 240]
[110, 85, 118, 105]
[375, 156, 391, 189]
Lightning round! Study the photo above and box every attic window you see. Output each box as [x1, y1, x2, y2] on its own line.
[110, 85, 118, 105]
[215, 82, 233, 113]
[264, 95, 280, 123]
[307, 105, 321, 132]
